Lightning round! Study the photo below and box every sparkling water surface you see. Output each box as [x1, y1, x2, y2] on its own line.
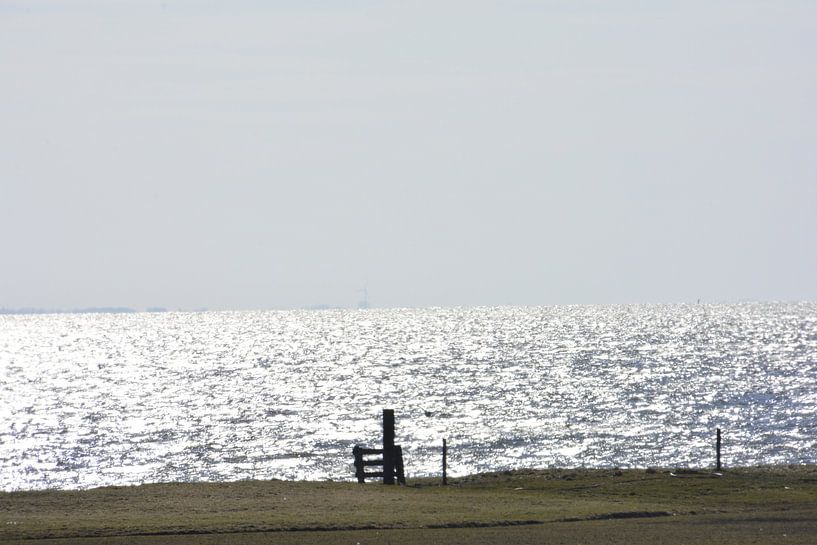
[1, 303, 816, 491]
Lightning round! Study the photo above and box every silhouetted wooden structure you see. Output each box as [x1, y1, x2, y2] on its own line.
[442, 438, 448, 485]
[352, 409, 406, 484]
[716, 428, 722, 471]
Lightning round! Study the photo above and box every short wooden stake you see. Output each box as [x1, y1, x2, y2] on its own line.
[442, 438, 448, 486]
[716, 428, 722, 471]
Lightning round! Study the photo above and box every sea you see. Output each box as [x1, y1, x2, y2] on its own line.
[1, 302, 816, 491]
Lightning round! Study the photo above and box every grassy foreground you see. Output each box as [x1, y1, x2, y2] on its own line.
[2, 466, 816, 544]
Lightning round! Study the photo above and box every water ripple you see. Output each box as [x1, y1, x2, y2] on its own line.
[1, 302, 816, 490]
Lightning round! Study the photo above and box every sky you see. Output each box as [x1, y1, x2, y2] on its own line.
[1, 1, 815, 310]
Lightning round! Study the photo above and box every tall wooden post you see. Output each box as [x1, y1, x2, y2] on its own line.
[383, 409, 395, 485]
[716, 428, 722, 471]
[442, 438, 448, 486]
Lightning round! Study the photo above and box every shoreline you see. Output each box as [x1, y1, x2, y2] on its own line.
[2, 463, 810, 494]
[3, 465, 816, 544]
[3, 462, 812, 494]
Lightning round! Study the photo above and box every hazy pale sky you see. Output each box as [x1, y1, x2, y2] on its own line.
[2, 1, 815, 310]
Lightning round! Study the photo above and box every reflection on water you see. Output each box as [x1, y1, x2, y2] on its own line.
[1, 302, 816, 490]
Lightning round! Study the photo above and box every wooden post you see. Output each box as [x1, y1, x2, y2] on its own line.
[442, 438, 448, 486]
[383, 409, 395, 485]
[395, 445, 406, 485]
[716, 428, 722, 471]
[352, 445, 365, 483]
